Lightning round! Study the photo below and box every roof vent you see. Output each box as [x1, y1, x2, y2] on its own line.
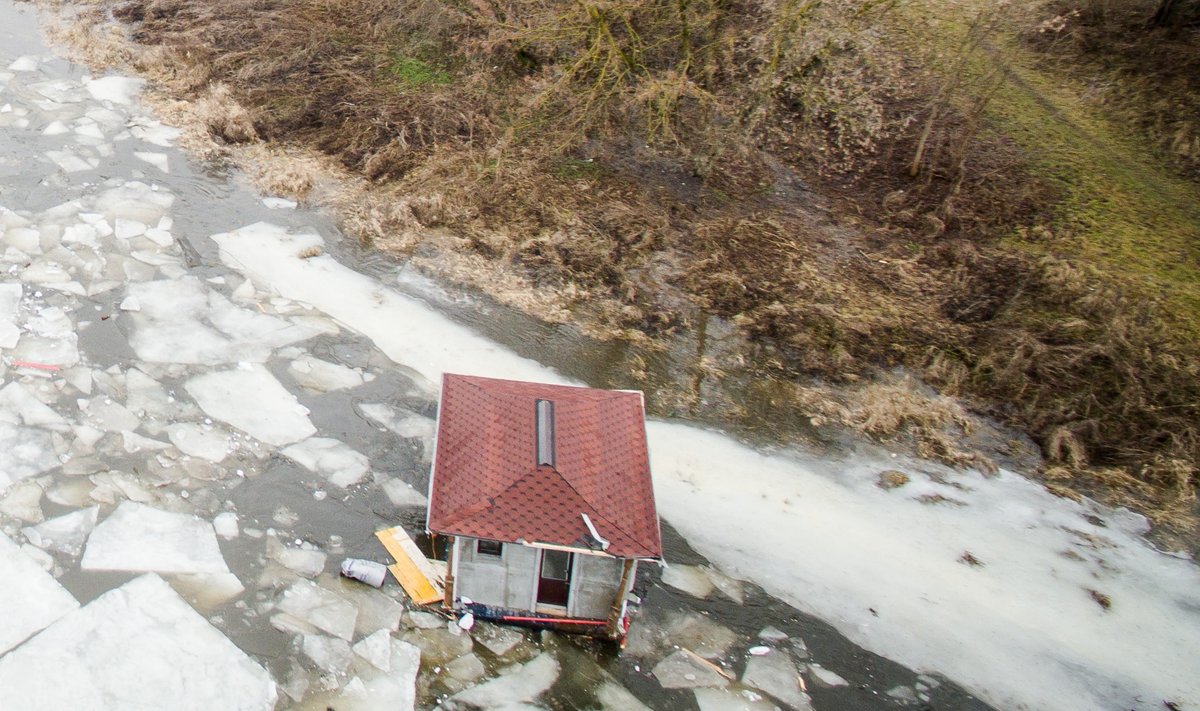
[537, 398, 554, 465]
[536, 399, 555, 467]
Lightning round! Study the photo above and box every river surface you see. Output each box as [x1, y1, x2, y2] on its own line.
[0, 2, 1198, 709]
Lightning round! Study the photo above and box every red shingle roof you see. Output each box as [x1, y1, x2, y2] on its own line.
[427, 374, 662, 559]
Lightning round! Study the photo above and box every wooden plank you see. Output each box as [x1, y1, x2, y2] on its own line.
[375, 526, 443, 606]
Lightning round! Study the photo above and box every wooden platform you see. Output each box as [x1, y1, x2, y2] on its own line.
[374, 526, 445, 606]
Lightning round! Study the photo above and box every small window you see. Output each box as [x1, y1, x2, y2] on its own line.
[476, 539, 503, 557]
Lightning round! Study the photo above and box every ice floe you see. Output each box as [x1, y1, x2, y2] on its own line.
[0, 532, 78, 655]
[213, 223, 564, 386]
[0, 574, 276, 710]
[282, 437, 371, 488]
[443, 652, 559, 709]
[276, 578, 358, 641]
[23, 506, 98, 557]
[185, 364, 316, 445]
[81, 501, 230, 574]
[288, 354, 365, 392]
[649, 423, 1200, 710]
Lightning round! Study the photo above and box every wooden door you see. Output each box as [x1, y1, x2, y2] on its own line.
[536, 549, 573, 608]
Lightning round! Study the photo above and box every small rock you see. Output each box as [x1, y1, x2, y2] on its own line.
[877, 470, 910, 489]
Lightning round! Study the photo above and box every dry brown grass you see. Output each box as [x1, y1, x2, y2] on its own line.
[796, 377, 999, 473]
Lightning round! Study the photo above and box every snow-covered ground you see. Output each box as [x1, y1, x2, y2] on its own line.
[0, 2, 1197, 710]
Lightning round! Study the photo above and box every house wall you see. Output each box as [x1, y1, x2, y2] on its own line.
[568, 554, 626, 619]
[454, 537, 538, 610]
[455, 537, 630, 619]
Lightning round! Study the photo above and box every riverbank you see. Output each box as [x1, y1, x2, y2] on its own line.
[31, 0, 1200, 539]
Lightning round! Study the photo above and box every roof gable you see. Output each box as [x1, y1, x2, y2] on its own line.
[427, 374, 662, 559]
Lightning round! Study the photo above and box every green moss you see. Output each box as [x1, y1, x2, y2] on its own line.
[553, 158, 604, 180]
[985, 44, 1200, 336]
[387, 55, 452, 88]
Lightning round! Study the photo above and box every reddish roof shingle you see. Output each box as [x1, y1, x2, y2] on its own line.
[427, 374, 662, 559]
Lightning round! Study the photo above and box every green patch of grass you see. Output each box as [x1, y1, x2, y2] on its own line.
[553, 158, 604, 180]
[986, 44, 1200, 336]
[387, 55, 452, 89]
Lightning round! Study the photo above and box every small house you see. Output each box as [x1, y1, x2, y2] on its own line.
[426, 373, 662, 639]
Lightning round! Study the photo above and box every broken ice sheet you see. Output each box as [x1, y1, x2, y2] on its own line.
[443, 652, 560, 710]
[23, 506, 98, 557]
[0, 422, 61, 487]
[81, 501, 230, 574]
[380, 477, 428, 507]
[353, 629, 394, 672]
[168, 572, 246, 610]
[652, 649, 731, 690]
[359, 402, 435, 441]
[742, 649, 813, 710]
[0, 281, 20, 347]
[693, 688, 781, 711]
[288, 354, 364, 392]
[302, 633, 354, 675]
[0, 382, 70, 431]
[0, 531, 79, 655]
[305, 639, 421, 711]
[167, 422, 232, 462]
[127, 278, 321, 365]
[268, 537, 327, 578]
[662, 563, 715, 598]
[282, 437, 370, 488]
[186, 364, 316, 446]
[0, 573, 277, 710]
[84, 75, 145, 105]
[1, 480, 44, 523]
[277, 578, 358, 641]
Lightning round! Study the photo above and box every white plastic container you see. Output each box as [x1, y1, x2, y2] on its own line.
[340, 558, 387, 588]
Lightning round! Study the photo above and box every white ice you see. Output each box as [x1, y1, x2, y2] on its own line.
[650, 424, 1200, 710]
[8, 56, 37, 72]
[352, 629, 393, 672]
[741, 649, 812, 710]
[444, 653, 559, 710]
[126, 278, 320, 365]
[380, 478, 428, 507]
[0, 382, 69, 431]
[0, 574, 277, 710]
[276, 579, 358, 641]
[652, 649, 729, 690]
[0, 423, 60, 487]
[23, 506, 99, 557]
[310, 639, 420, 711]
[134, 151, 169, 173]
[282, 437, 370, 488]
[213, 223, 565, 386]
[0, 532, 78, 655]
[185, 364, 316, 446]
[661, 564, 715, 599]
[301, 634, 353, 675]
[84, 75, 144, 106]
[213, 511, 240, 539]
[81, 501, 230, 574]
[359, 402, 435, 441]
[269, 539, 327, 578]
[167, 423, 232, 462]
[288, 354, 364, 392]
[0, 282, 20, 347]
[693, 688, 781, 711]
[1, 480, 44, 523]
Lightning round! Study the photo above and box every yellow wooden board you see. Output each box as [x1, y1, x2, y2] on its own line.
[375, 526, 443, 606]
